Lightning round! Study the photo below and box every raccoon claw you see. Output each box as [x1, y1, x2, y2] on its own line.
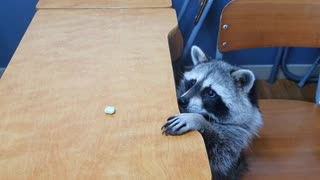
[167, 116, 176, 121]
[161, 114, 195, 136]
[161, 117, 177, 131]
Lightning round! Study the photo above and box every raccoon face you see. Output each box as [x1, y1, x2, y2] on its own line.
[177, 46, 258, 124]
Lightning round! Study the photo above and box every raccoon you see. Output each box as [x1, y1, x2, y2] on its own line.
[162, 46, 263, 180]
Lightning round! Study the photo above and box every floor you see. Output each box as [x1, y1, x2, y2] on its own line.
[256, 79, 317, 102]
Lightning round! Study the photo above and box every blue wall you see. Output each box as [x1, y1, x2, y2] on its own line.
[0, 0, 319, 68]
[173, 0, 320, 65]
[0, 0, 38, 67]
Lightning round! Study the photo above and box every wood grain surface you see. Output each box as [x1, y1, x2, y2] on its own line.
[0, 9, 210, 179]
[257, 80, 318, 103]
[168, 26, 184, 62]
[37, 0, 172, 9]
[244, 100, 320, 180]
[219, 0, 320, 52]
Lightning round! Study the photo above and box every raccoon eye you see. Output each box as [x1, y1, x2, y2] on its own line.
[203, 88, 216, 97]
[207, 90, 216, 97]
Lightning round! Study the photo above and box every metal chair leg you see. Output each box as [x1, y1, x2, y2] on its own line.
[178, 0, 190, 23]
[181, 0, 214, 60]
[316, 72, 320, 105]
[267, 48, 284, 84]
[298, 56, 320, 88]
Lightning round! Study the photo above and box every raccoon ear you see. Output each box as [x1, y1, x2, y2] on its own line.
[231, 69, 255, 93]
[191, 46, 208, 65]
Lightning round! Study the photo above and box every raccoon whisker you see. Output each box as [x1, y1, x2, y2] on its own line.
[176, 71, 184, 76]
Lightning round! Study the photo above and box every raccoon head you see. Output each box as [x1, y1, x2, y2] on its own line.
[177, 46, 261, 126]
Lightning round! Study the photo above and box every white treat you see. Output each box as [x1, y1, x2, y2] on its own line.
[104, 106, 116, 115]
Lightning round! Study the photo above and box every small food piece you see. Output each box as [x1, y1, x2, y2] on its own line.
[104, 106, 116, 115]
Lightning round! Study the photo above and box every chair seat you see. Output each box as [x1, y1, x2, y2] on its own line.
[245, 99, 320, 179]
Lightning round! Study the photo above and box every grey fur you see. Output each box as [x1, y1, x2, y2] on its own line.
[162, 46, 263, 180]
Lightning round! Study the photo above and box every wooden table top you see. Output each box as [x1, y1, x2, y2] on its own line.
[0, 9, 210, 179]
[37, 0, 172, 9]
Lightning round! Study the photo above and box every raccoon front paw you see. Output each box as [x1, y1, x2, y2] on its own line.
[161, 113, 202, 136]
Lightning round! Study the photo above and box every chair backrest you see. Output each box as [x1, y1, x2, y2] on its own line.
[217, 0, 320, 105]
[218, 0, 320, 52]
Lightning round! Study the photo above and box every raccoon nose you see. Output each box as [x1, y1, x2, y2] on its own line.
[178, 97, 189, 108]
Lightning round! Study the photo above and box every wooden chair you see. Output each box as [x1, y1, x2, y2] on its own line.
[218, 0, 320, 105]
[217, 0, 320, 179]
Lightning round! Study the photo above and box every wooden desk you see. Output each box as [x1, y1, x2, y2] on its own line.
[37, 0, 172, 9]
[0, 9, 210, 179]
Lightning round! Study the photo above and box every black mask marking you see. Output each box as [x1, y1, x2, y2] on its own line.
[202, 87, 229, 118]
